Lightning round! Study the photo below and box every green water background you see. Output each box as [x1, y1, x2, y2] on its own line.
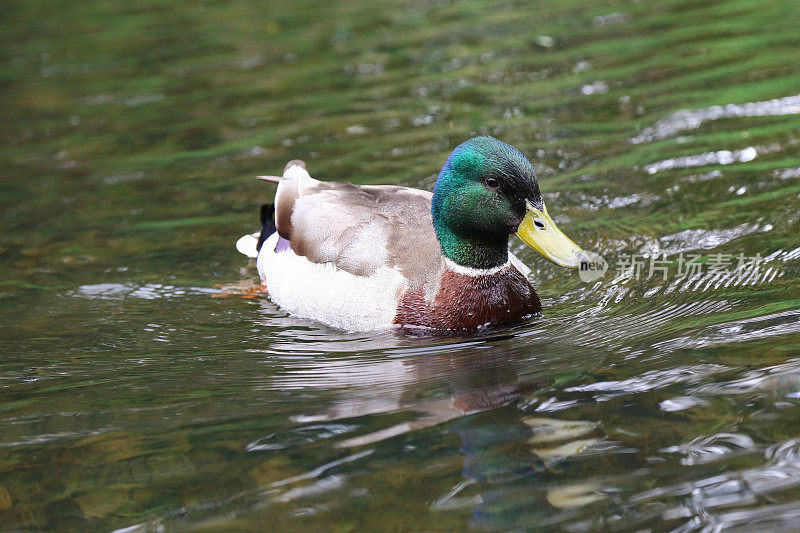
[2, 0, 800, 530]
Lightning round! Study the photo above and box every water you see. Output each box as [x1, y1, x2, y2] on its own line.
[2, 0, 800, 529]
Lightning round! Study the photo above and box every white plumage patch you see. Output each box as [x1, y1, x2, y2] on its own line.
[443, 255, 532, 278]
[236, 232, 260, 258]
[443, 257, 511, 277]
[284, 163, 317, 188]
[257, 233, 406, 331]
[509, 253, 532, 277]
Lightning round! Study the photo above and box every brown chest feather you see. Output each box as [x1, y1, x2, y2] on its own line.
[394, 267, 541, 330]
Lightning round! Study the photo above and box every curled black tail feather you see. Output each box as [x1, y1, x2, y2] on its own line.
[257, 203, 276, 252]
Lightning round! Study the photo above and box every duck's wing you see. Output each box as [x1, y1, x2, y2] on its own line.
[272, 161, 443, 286]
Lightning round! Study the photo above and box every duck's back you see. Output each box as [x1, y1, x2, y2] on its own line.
[271, 162, 443, 287]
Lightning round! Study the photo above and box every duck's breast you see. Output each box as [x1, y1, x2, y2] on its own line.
[394, 260, 541, 330]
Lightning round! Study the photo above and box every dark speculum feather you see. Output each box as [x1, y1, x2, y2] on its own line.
[257, 203, 277, 252]
[275, 236, 291, 253]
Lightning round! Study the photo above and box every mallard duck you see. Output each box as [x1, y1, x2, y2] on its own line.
[236, 136, 585, 331]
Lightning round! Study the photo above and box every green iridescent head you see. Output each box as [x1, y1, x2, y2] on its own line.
[432, 136, 584, 270]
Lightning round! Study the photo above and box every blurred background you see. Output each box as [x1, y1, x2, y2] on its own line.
[1, 0, 800, 530]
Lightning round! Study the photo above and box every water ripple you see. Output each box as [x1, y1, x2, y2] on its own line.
[661, 433, 757, 466]
[71, 282, 218, 300]
[631, 93, 800, 144]
[654, 309, 800, 352]
[691, 357, 800, 398]
[565, 364, 728, 396]
[631, 436, 800, 530]
[642, 144, 780, 174]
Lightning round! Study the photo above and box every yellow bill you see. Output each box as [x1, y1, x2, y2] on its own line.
[516, 201, 584, 269]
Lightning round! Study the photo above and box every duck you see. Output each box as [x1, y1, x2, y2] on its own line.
[236, 136, 586, 332]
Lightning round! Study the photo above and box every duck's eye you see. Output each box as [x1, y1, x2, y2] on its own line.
[484, 177, 500, 189]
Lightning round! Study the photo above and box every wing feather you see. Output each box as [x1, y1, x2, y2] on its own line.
[268, 163, 529, 287]
[267, 160, 440, 285]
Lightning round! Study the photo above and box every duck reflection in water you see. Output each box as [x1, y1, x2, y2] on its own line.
[269, 338, 608, 528]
